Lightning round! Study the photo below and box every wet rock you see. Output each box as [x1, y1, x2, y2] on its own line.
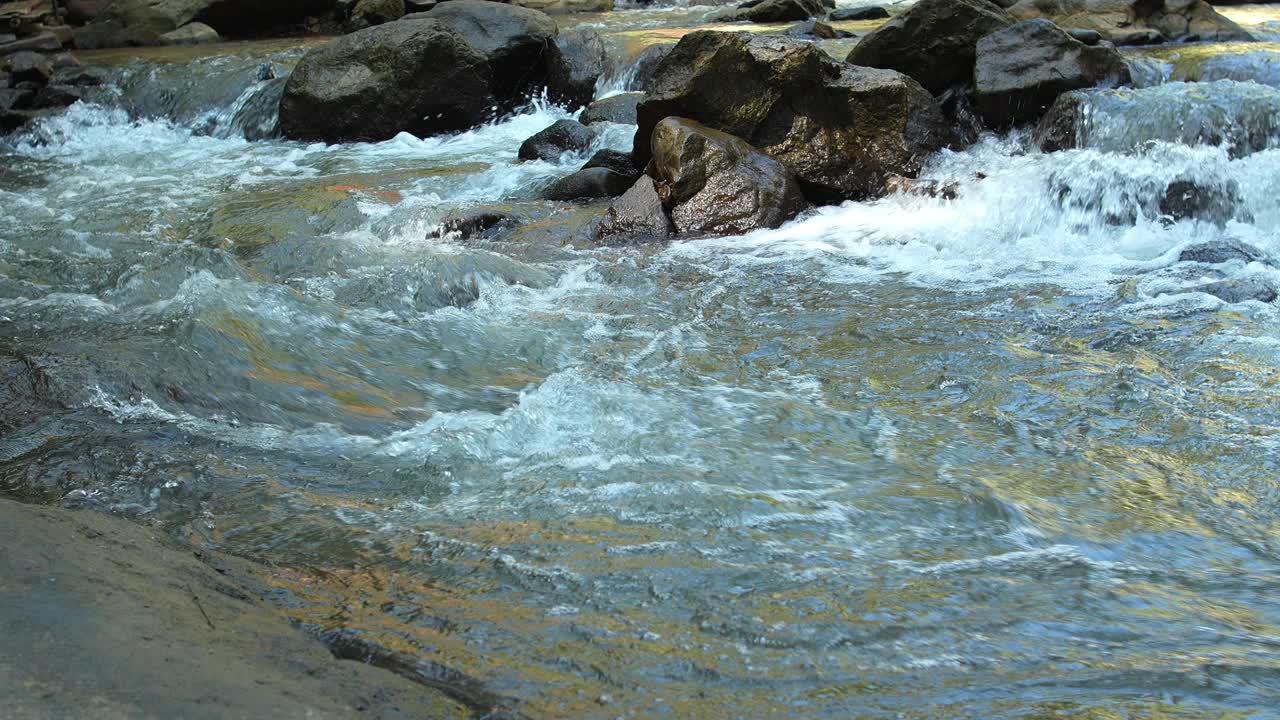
[1007, 0, 1251, 43]
[1160, 178, 1247, 225]
[428, 0, 558, 102]
[845, 0, 1016, 95]
[1113, 28, 1166, 45]
[580, 92, 642, 125]
[159, 21, 220, 45]
[1179, 238, 1267, 265]
[650, 116, 807, 235]
[349, 0, 406, 28]
[784, 20, 846, 39]
[28, 84, 83, 110]
[581, 148, 641, 180]
[231, 77, 287, 140]
[1066, 27, 1103, 44]
[829, 6, 889, 21]
[547, 28, 607, 110]
[6, 51, 53, 85]
[0, 498, 472, 720]
[974, 19, 1130, 128]
[636, 31, 952, 202]
[719, 0, 828, 23]
[884, 174, 959, 200]
[0, 32, 63, 53]
[543, 166, 633, 199]
[278, 18, 495, 143]
[432, 207, 520, 239]
[597, 176, 674, 240]
[624, 43, 673, 93]
[518, 119, 595, 161]
[1194, 277, 1277, 303]
[51, 66, 111, 87]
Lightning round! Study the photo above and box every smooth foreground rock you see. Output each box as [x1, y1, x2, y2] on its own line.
[636, 31, 952, 202]
[279, 18, 493, 143]
[546, 28, 607, 109]
[846, 0, 1016, 95]
[518, 118, 595, 160]
[650, 117, 807, 235]
[580, 92, 642, 125]
[427, 0, 559, 102]
[1008, 0, 1251, 42]
[0, 498, 471, 720]
[598, 176, 675, 240]
[974, 18, 1130, 128]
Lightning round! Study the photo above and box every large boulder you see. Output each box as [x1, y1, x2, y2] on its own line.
[719, 0, 828, 23]
[518, 118, 595, 160]
[1007, 0, 1251, 42]
[278, 18, 494, 143]
[845, 0, 1016, 95]
[546, 28, 607, 110]
[650, 117, 807, 235]
[974, 19, 1130, 128]
[635, 31, 952, 202]
[427, 0, 558, 102]
[542, 167, 633, 199]
[623, 43, 673, 93]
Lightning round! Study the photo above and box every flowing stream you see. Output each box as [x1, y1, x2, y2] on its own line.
[4, 4, 1280, 718]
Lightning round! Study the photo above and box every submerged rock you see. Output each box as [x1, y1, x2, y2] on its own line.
[518, 119, 595, 161]
[1195, 277, 1278, 303]
[1008, 0, 1251, 43]
[637, 31, 951, 202]
[547, 28, 608, 110]
[597, 176, 675, 240]
[433, 207, 521, 239]
[580, 92, 642, 125]
[1179, 238, 1268, 265]
[279, 18, 494, 143]
[1160, 178, 1248, 225]
[974, 19, 1130, 128]
[650, 117, 807, 235]
[845, 0, 1016, 95]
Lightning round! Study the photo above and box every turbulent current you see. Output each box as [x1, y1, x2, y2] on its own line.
[4, 5, 1280, 718]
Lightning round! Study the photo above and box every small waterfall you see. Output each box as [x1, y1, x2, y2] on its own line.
[1068, 80, 1280, 157]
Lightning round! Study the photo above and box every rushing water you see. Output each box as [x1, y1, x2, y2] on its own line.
[5, 5, 1280, 718]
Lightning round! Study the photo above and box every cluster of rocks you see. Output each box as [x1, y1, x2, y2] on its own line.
[0, 8, 106, 131]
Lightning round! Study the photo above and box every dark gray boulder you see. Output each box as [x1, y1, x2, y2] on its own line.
[829, 6, 889, 21]
[547, 28, 607, 110]
[784, 19, 846, 39]
[845, 0, 1016, 95]
[649, 116, 807, 235]
[278, 18, 495, 143]
[636, 31, 952, 202]
[432, 207, 520, 239]
[580, 92, 642, 125]
[543, 167, 634, 199]
[427, 0, 558, 102]
[974, 19, 1130, 128]
[581, 148, 641, 180]
[518, 118, 595, 161]
[597, 176, 675, 240]
[719, 0, 828, 23]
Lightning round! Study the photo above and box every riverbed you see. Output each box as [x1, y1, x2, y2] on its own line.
[4, 3, 1280, 717]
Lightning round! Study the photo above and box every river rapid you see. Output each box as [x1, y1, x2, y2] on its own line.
[4, 3, 1280, 717]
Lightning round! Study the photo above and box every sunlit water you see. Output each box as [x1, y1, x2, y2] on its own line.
[4, 7, 1280, 718]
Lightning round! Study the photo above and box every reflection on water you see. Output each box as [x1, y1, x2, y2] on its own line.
[4, 5, 1280, 718]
